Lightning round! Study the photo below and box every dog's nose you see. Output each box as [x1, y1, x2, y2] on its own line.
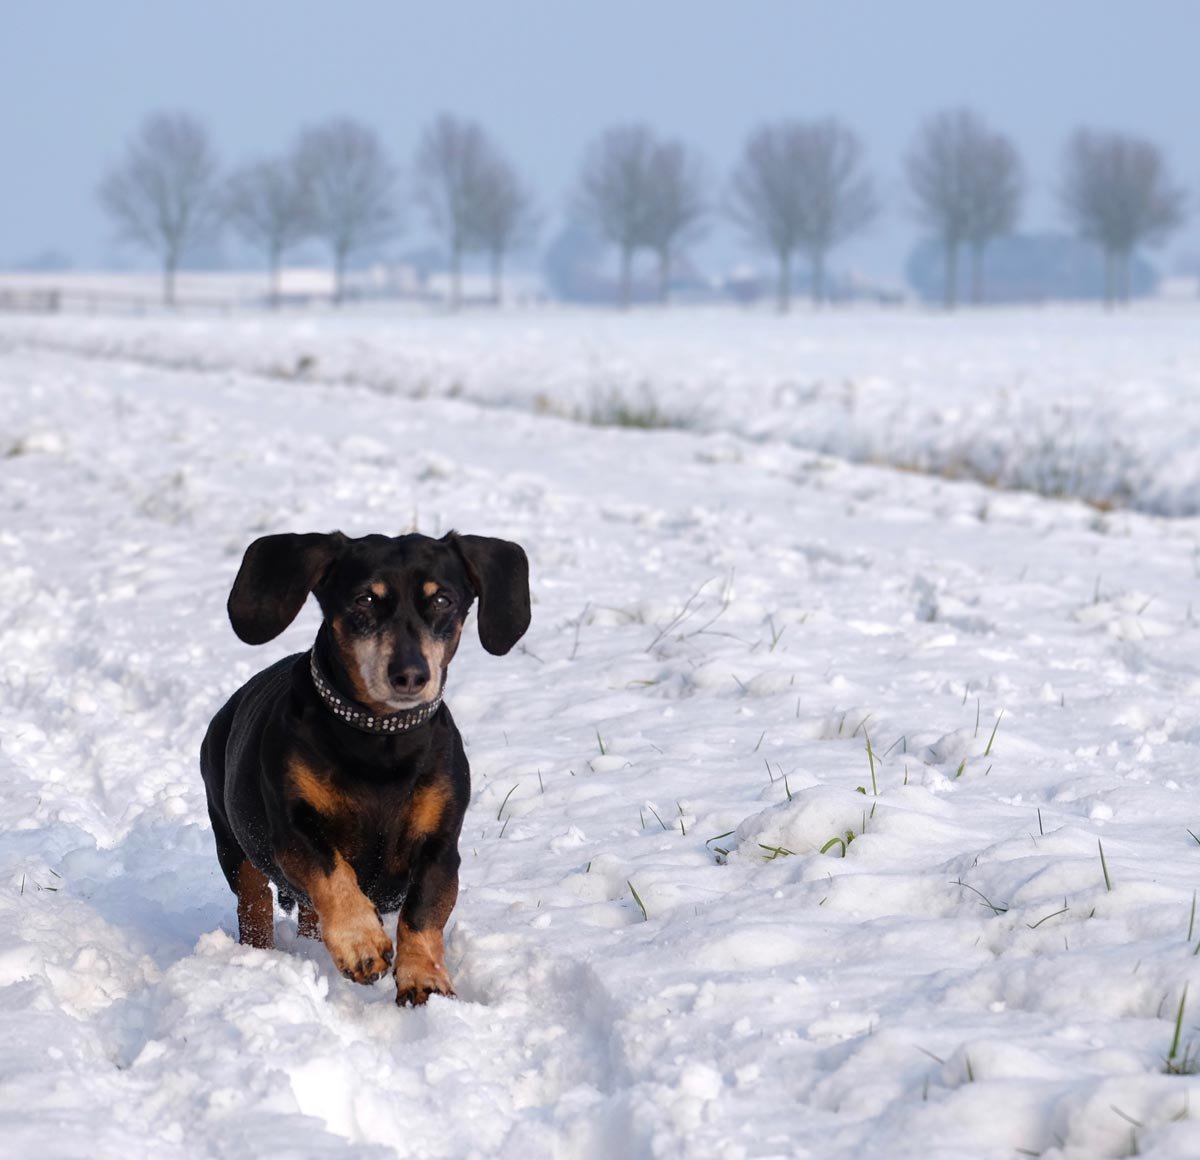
[389, 659, 430, 695]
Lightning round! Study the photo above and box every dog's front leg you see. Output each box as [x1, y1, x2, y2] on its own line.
[279, 848, 394, 984]
[394, 837, 460, 1006]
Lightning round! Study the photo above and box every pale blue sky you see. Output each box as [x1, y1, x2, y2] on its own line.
[2, 1, 1196, 282]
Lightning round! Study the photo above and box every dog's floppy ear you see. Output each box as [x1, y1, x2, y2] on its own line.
[447, 533, 531, 656]
[227, 532, 347, 645]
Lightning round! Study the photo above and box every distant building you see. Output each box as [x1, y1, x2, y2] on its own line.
[905, 232, 1159, 303]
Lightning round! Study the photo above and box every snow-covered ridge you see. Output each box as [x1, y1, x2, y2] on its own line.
[4, 304, 1200, 515]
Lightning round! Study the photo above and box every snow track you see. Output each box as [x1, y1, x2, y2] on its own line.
[3, 334, 1200, 1158]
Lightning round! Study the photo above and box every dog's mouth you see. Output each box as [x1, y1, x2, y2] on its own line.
[379, 688, 439, 711]
[358, 647, 450, 715]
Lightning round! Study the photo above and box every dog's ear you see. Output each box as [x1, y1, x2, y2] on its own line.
[447, 533, 531, 656]
[227, 532, 347, 645]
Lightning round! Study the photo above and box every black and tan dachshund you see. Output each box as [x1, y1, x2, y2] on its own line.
[200, 530, 530, 1005]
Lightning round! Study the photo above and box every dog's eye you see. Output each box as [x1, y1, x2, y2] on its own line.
[355, 592, 378, 609]
[430, 592, 452, 611]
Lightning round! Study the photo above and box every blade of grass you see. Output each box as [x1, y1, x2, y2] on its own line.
[864, 729, 878, 796]
[984, 710, 1004, 757]
[496, 783, 518, 821]
[1167, 985, 1189, 1071]
[953, 878, 1009, 915]
[1099, 839, 1113, 892]
[1027, 904, 1069, 930]
[627, 879, 647, 921]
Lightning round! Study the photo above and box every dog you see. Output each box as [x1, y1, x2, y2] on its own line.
[200, 530, 530, 1005]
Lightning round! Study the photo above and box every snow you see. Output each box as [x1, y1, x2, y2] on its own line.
[4, 302, 1200, 513]
[2, 307, 1200, 1158]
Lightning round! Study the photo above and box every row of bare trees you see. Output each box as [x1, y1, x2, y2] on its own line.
[99, 112, 536, 307]
[98, 108, 1188, 311]
[907, 111, 1185, 309]
[573, 126, 707, 307]
[569, 120, 877, 311]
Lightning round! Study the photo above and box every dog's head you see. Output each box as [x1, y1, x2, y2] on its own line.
[227, 531, 530, 714]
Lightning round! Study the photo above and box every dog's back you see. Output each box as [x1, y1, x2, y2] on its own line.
[200, 653, 300, 889]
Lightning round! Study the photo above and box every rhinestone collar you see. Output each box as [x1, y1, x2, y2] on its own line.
[309, 650, 442, 735]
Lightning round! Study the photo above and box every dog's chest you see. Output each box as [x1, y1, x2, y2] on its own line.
[325, 774, 445, 903]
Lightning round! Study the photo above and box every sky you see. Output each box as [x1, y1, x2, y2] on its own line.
[1, 0, 1196, 285]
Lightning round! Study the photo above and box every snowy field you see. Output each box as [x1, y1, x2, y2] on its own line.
[4, 303, 1200, 513]
[2, 308, 1200, 1158]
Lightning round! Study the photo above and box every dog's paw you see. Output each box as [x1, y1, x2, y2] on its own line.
[323, 914, 395, 984]
[394, 957, 455, 1007]
[393, 959, 453, 1007]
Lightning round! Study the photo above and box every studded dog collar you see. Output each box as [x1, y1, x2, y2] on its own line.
[309, 650, 443, 734]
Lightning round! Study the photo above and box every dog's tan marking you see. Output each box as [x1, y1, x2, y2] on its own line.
[236, 860, 274, 949]
[418, 624, 462, 695]
[393, 921, 455, 1006]
[422, 581, 439, 597]
[288, 757, 345, 816]
[409, 780, 450, 838]
[330, 615, 398, 714]
[370, 582, 388, 598]
[279, 851, 393, 984]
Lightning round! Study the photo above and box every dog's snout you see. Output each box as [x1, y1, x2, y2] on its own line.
[389, 656, 430, 694]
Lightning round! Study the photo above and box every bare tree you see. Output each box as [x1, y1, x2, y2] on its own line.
[963, 127, 1023, 304]
[415, 114, 492, 308]
[642, 140, 707, 302]
[728, 120, 875, 310]
[727, 124, 801, 311]
[97, 111, 221, 306]
[573, 125, 657, 307]
[794, 120, 875, 304]
[1060, 128, 1187, 307]
[295, 118, 400, 304]
[225, 155, 310, 307]
[908, 108, 1024, 309]
[472, 152, 539, 305]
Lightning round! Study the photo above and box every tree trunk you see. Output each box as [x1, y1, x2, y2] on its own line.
[333, 247, 347, 306]
[943, 239, 959, 310]
[777, 250, 792, 313]
[658, 249, 671, 304]
[490, 248, 503, 305]
[268, 248, 282, 309]
[619, 246, 632, 308]
[163, 253, 178, 308]
[810, 250, 825, 306]
[450, 245, 462, 310]
[970, 241, 985, 305]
